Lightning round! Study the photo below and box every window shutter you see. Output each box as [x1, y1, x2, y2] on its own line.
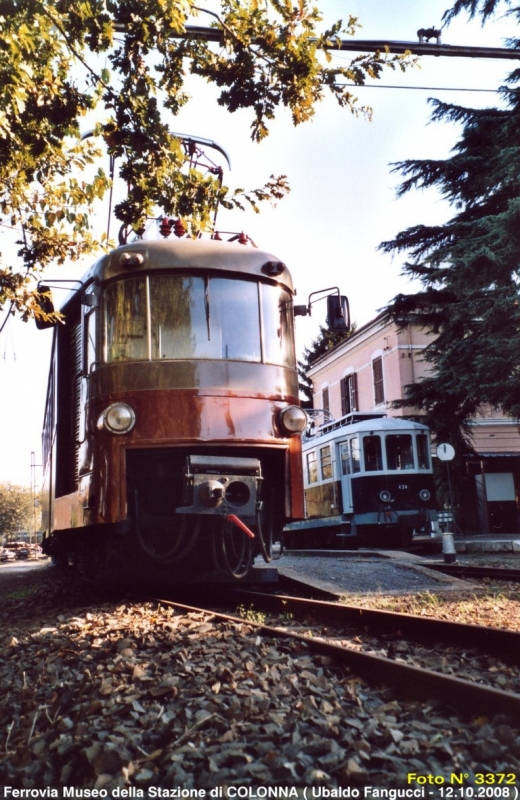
[341, 373, 357, 415]
[340, 377, 348, 416]
[322, 386, 329, 412]
[350, 372, 358, 412]
[373, 357, 385, 405]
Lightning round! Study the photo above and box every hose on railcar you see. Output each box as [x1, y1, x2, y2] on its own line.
[213, 503, 282, 578]
[133, 492, 201, 564]
[255, 509, 273, 563]
[211, 518, 255, 579]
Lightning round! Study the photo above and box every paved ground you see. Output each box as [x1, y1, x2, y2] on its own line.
[272, 549, 471, 596]
[3, 540, 520, 600]
[0, 559, 51, 598]
[272, 534, 520, 596]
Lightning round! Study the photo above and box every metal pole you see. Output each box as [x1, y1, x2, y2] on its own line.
[30, 452, 41, 545]
[446, 460, 457, 536]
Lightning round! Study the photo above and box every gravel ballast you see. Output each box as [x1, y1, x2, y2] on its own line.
[0, 565, 519, 793]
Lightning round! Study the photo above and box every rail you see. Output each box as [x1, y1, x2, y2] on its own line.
[152, 595, 520, 719]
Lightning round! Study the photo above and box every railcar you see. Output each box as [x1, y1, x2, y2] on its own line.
[284, 412, 438, 548]
[40, 236, 310, 582]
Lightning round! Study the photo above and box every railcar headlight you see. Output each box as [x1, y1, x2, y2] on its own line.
[279, 405, 308, 435]
[97, 402, 136, 435]
[379, 490, 393, 503]
[419, 489, 431, 502]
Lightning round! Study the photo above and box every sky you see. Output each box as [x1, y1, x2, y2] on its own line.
[0, 0, 515, 487]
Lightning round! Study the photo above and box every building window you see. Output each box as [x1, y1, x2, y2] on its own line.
[372, 357, 385, 405]
[341, 372, 357, 415]
[322, 386, 329, 412]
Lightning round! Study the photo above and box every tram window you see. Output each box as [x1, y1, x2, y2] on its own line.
[320, 445, 333, 480]
[350, 437, 360, 473]
[417, 433, 431, 469]
[386, 434, 415, 470]
[307, 451, 318, 484]
[363, 435, 383, 471]
[105, 278, 148, 362]
[339, 442, 350, 475]
[261, 284, 295, 368]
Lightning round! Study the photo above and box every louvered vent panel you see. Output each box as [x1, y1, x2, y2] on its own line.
[71, 321, 82, 485]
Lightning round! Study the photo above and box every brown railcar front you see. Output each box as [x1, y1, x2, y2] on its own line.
[40, 238, 306, 582]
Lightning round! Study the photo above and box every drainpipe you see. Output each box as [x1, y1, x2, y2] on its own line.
[408, 325, 415, 383]
[480, 459, 490, 534]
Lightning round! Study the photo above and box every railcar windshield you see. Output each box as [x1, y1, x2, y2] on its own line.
[104, 275, 295, 366]
[358, 431, 432, 473]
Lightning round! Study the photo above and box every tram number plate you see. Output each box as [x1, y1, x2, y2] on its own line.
[398, 484, 408, 490]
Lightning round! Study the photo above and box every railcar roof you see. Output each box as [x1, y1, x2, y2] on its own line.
[305, 415, 429, 447]
[340, 417, 428, 433]
[80, 238, 294, 292]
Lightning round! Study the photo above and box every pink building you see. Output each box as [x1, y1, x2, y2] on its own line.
[306, 313, 520, 534]
[307, 313, 431, 419]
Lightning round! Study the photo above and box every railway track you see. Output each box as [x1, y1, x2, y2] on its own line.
[3, 565, 518, 790]
[234, 582, 520, 665]
[152, 589, 520, 721]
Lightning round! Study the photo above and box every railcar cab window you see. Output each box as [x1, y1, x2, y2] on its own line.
[363, 435, 383, 472]
[385, 434, 414, 470]
[306, 451, 318, 484]
[320, 445, 333, 480]
[104, 275, 295, 366]
[105, 277, 148, 362]
[417, 433, 431, 469]
[339, 442, 350, 475]
[350, 437, 360, 474]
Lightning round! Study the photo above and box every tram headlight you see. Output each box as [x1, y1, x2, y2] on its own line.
[279, 405, 308, 435]
[379, 490, 393, 503]
[419, 489, 431, 502]
[97, 402, 136, 435]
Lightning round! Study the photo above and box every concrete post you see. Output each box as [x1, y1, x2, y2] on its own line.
[442, 531, 457, 564]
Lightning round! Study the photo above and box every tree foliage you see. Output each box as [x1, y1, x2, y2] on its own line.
[0, 483, 35, 538]
[0, 0, 415, 324]
[380, 0, 520, 444]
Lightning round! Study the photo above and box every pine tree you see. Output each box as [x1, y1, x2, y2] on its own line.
[379, 15, 520, 441]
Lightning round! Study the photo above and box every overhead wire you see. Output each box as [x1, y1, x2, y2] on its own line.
[334, 83, 500, 93]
